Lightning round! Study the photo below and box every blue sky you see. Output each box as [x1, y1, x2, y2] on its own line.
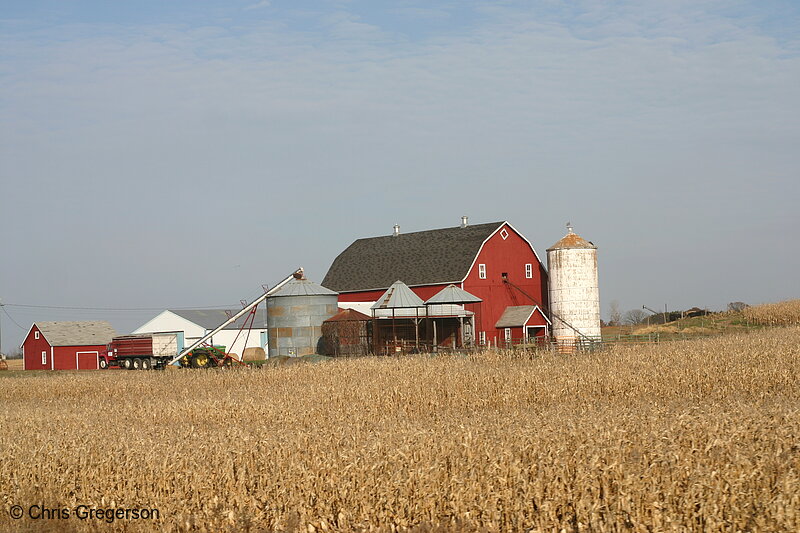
[1, 1, 799, 352]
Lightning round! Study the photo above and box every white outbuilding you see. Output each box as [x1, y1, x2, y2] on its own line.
[133, 309, 268, 358]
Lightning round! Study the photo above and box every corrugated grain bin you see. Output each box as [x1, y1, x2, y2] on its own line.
[266, 277, 339, 357]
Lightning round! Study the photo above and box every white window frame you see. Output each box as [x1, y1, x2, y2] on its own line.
[504, 328, 512, 343]
[525, 263, 533, 279]
[479, 331, 486, 345]
[35, 331, 40, 339]
[478, 264, 486, 279]
[41, 351, 47, 365]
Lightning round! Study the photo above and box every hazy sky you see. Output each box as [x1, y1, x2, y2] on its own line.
[1, 1, 799, 353]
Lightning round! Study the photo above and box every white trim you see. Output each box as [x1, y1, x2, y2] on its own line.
[503, 221, 546, 270]
[50, 346, 54, 370]
[525, 263, 533, 279]
[22, 346, 25, 370]
[527, 305, 552, 326]
[461, 221, 546, 283]
[41, 350, 47, 366]
[75, 350, 100, 370]
[478, 264, 486, 279]
[20, 323, 38, 348]
[35, 331, 40, 340]
[525, 325, 546, 341]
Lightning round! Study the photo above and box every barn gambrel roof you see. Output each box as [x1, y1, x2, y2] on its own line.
[323, 221, 540, 293]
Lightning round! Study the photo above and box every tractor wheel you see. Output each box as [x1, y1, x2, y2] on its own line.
[190, 353, 210, 369]
[141, 358, 152, 370]
[132, 358, 143, 370]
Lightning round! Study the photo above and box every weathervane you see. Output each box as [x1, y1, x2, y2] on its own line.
[566, 221, 573, 234]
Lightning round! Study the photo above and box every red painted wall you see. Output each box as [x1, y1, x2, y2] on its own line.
[22, 325, 51, 370]
[53, 346, 101, 370]
[338, 284, 445, 303]
[461, 223, 547, 341]
[22, 325, 103, 370]
[336, 223, 548, 345]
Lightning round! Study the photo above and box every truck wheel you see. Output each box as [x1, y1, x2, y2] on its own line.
[99, 358, 108, 370]
[123, 358, 133, 370]
[190, 353, 210, 369]
[141, 358, 152, 370]
[132, 358, 143, 370]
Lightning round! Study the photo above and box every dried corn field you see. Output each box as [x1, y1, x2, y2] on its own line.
[743, 299, 800, 326]
[2, 328, 799, 532]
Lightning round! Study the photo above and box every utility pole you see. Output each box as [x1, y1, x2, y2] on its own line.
[0, 297, 4, 357]
[643, 305, 659, 325]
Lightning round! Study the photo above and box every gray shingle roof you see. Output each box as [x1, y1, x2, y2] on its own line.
[494, 306, 537, 328]
[371, 281, 426, 309]
[323, 221, 505, 292]
[425, 284, 482, 304]
[36, 321, 117, 346]
[169, 309, 267, 330]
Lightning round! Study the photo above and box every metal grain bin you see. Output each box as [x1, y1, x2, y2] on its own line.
[266, 277, 339, 357]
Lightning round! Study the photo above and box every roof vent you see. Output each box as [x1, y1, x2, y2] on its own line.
[393, 224, 400, 237]
[566, 221, 574, 234]
[461, 216, 469, 228]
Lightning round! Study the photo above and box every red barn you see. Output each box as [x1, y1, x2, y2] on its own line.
[21, 321, 117, 370]
[322, 219, 549, 347]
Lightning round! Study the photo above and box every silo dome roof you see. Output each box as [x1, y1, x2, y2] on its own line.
[547, 230, 596, 251]
[268, 278, 338, 297]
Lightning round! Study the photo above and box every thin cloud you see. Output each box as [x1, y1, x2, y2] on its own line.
[243, 0, 270, 11]
[0, 1, 798, 351]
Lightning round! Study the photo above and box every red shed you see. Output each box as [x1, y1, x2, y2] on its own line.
[322, 219, 548, 347]
[21, 321, 117, 370]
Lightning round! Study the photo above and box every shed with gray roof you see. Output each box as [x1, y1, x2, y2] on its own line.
[21, 321, 117, 371]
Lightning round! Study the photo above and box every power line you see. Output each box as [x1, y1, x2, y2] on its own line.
[1, 305, 27, 330]
[3, 303, 241, 311]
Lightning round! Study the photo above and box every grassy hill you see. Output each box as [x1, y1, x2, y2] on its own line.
[603, 299, 800, 340]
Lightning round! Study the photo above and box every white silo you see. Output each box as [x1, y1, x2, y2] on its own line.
[546, 223, 601, 344]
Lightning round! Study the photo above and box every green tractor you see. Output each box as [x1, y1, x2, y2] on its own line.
[180, 346, 230, 369]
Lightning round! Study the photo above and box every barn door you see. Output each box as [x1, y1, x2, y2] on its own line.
[77, 351, 99, 370]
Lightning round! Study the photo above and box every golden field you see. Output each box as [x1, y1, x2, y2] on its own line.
[743, 299, 800, 326]
[1, 327, 799, 532]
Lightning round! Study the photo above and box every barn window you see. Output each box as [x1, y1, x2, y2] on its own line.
[504, 328, 512, 343]
[41, 351, 47, 365]
[479, 331, 486, 345]
[525, 264, 533, 278]
[35, 331, 40, 340]
[478, 264, 486, 279]
[500, 229, 509, 240]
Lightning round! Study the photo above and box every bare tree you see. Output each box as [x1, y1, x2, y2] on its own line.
[608, 300, 622, 326]
[728, 301, 749, 312]
[623, 309, 648, 325]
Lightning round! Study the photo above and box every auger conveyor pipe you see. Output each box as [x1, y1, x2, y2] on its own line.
[166, 268, 303, 367]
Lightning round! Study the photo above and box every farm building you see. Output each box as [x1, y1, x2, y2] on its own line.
[323, 218, 549, 348]
[133, 309, 268, 358]
[21, 321, 116, 370]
